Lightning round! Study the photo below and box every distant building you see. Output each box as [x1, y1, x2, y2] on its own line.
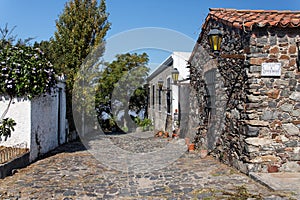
[147, 52, 191, 136]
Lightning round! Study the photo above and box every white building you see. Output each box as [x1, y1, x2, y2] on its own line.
[147, 52, 191, 136]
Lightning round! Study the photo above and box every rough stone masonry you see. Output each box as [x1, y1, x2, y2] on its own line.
[189, 13, 300, 174]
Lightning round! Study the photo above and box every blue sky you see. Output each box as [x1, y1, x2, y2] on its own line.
[1, 0, 300, 66]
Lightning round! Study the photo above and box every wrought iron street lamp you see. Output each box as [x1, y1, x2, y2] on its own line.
[208, 28, 222, 55]
[157, 78, 164, 90]
[171, 68, 179, 84]
[207, 27, 245, 59]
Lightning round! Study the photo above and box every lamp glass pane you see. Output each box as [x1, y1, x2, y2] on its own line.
[212, 35, 220, 51]
[172, 73, 179, 82]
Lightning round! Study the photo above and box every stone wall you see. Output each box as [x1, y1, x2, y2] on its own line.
[190, 19, 300, 173]
[190, 19, 250, 158]
[244, 27, 300, 173]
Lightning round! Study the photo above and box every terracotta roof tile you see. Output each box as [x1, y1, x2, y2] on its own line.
[205, 8, 300, 30]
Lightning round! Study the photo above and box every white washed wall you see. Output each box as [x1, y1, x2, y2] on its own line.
[0, 82, 66, 162]
[147, 52, 191, 132]
[0, 97, 31, 148]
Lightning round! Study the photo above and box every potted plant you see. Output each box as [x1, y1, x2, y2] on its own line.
[185, 138, 195, 152]
[188, 143, 195, 152]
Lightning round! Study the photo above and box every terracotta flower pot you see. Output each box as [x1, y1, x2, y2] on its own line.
[158, 131, 163, 137]
[188, 143, 195, 152]
[267, 165, 279, 173]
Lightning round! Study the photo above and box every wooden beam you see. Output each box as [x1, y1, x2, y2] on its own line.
[220, 54, 245, 59]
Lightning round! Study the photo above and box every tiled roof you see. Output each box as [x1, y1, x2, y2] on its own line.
[203, 8, 300, 31]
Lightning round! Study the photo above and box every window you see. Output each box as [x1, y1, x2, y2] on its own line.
[152, 85, 155, 108]
[166, 78, 171, 114]
[158, 88, 162, 111]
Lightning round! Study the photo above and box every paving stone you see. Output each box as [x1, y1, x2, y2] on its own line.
[0, 131, 298, 199]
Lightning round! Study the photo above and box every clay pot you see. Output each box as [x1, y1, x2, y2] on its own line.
[158, 131, 163, 137]
[188, 143, 195, 152]
[164, 132, 169, 138]
[267, 165, 279, 173]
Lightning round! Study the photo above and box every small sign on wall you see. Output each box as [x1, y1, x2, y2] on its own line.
[261, 63, 281, 77]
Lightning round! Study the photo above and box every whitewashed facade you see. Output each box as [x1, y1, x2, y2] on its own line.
[147, 52, 190, 135]
[0, 82, 67, 162]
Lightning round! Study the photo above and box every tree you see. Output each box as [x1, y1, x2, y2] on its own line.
[39, 0, 111, 132]
[96, 53, 149, 131]
[0, 25, 56, 140]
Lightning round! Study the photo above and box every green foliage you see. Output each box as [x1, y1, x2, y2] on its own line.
[35, 0, 111, 132]
[134, 117, 152, 127]
[134, 117, 152, 131]
[0, 118, 16, 141]
[50, 0, 110, 81]
[0, 44, 56, 99]
[0, 25, 56, 139]
[95, 53, 149, 130]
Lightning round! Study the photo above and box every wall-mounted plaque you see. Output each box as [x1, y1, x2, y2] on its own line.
[261, 63, 281, 77]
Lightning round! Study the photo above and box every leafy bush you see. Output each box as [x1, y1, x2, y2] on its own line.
[0, 39, 56, 140]
[0, 44, 56, 99]
[134, 117, 152, 130]
[0, 118, 16, 141]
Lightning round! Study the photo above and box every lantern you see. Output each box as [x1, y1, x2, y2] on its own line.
[171, 68, 179, 83]
[208, 28, 222, 54]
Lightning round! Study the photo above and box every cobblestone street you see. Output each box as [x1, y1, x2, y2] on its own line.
[0, 131, 298, 199]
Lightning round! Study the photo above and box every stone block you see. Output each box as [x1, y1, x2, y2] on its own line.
[289, 59, 296, 67]
[275, 135, 289, 143]
[294, 147, 300, 154]
[249, 66, 261, 73]
[290, 92, 300, 101]
[250, 58, 265, 65]
[261, 110, 278, 121]
[288, 45, 297, 54]
[244, 125, 259, 137]
[289, 79, 298, 86]
[282, 123, 300, 136]
[292, 110, 300, 117]
[269, 46, 279, 54]
[266, 89, 280, 99]
[292, 120, 300, 125]
[249, 155, 281, 163]
[248, 95, 266, 103]
[279, 55, 290, 60]
[275, 80, 289, 87]
[245, 120, 269, 127]
[290, 153, 300, 161]
[257, 38, 268, 45]
[268, 101, 277, 108]
[280, 90, 291, 97]
[245, 144, 260, 153]
[280, 161, 300, 172]
[245, 137, 273, 147]
[280, 103, 293, 112]
[246, 103, 260, 109]
[285, 140, 298, 147]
